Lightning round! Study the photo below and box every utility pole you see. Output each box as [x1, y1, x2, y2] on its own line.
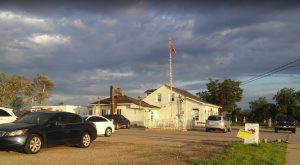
[97, 96, 101, 116]
[110, 85, 125, 115]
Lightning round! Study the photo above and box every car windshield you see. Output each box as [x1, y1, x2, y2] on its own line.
[276, 116, 294, 122]
[208, 116, 221, 121]
[15, 113, 54, 124]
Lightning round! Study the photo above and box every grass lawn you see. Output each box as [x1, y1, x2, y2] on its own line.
[193, 142, 286, 165]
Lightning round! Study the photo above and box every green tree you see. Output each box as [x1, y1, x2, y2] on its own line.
[249, 97, 273, 123]
[197, 79, 243, 112]
[0, 73, 8, 106]
[32, 73, 55, 105]
[6, 74, 32, 110]
[273, 88, 299, 116]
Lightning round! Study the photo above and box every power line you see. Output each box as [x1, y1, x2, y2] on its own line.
[241, 58, 300, 86]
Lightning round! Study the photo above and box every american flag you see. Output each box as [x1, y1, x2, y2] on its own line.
[168, 39, 176, 55]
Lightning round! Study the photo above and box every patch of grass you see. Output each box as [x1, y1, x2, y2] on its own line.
[193, 143, 286, 165]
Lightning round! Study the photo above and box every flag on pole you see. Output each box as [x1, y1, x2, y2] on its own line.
[168, 39, 176, 55]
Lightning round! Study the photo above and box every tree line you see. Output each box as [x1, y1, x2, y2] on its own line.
[0, 73, 55, 111]
[197, 79, 300, 123]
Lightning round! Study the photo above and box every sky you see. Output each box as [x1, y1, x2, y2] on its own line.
[0, 0, 299, 109]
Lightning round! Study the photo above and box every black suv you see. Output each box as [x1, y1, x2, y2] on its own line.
[274, 115, 297, 133]
[104, 114, 130, 129]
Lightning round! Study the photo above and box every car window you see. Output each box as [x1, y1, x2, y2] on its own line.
[51, 114, 68, 125]
[87, 117, 98, 122]
[16, 113, 53, 124]
[208, 116, 221, 121]
[98, 116, 108, 122]
[0, 109, 12, 117]
[67, 114, 82, 124]
[276, 116, 294, 122]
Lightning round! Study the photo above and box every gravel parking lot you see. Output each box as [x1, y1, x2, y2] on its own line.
[0, 127, 292, 165]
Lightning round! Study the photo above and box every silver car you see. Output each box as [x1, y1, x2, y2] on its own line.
[205, 115, 231, 133]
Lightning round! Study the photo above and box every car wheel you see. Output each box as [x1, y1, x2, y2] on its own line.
[105, 128, 112, 137]
[275, 128, 278, 133]
[79, 132, 91, 148]
[24, 134, 43, 154]
[292, 129, 296, 134]
[205, 128, 209, 132]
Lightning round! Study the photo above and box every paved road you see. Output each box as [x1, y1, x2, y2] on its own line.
[285, 128, 300, 165]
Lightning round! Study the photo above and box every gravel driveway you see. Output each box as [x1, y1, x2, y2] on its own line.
[0, 127, 291, 165]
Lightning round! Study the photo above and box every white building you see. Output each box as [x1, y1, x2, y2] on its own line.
[143, 85, 221, 130]
[31, 105, 89, 116]
[89, 95, 159, 127]
[88, 85, 221, 130]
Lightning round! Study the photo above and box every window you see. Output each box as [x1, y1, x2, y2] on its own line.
[169, 93, 175, 101]
[0, 109, 11, 116]
[67, 114, 82, 123]
[157, 93, 162, 102]
[101, 109, 107, 116]
[192, 109, 199, 120]
[89, 116, 107, 122]
[117, 109, 122, 115]
[151, 112, 154, 120]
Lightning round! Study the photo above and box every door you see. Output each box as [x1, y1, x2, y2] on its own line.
[192, 109, 199, 127]
[44, 114, 67, 146]
[64, 113, 83, 144]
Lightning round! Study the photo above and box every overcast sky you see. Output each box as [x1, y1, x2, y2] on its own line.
[0, 1, 299, 109]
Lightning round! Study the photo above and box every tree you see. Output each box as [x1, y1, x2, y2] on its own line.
[197, 79, 243, 112]
[273, 88, 299, 116]
[5, 74, 32, 110]
[0, 73, 8, 106]
[32, 73, 55, 105]
[249, 97, 274, 123]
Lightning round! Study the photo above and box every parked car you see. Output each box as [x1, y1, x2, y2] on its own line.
[0, 107, 18, 124]
[274, 115, 297, 133]
[104, 114, 130, 129]
[0, 111, 97, 154]
[205, 115, 231, 133]
[84, 115, 115, 137]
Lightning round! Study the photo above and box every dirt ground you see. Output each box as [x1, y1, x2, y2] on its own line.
[0, 128, 290, 165]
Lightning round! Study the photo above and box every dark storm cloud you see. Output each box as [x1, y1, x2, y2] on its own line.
[0, 1, 299, 107]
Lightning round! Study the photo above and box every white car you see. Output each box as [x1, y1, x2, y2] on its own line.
[0, 107, 18, 124]
[84, 115, 115, 137]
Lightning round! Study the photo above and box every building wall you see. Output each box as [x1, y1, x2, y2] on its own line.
[31, 105, 89, 116]
[90, 104, 157, 127]
[143, 85, 220, 130]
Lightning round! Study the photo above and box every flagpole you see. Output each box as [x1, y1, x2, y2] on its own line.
[168, 38, 175, 119]
[170, 48, 173, 118]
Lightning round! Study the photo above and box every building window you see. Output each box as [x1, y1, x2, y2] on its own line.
[151, 112, 154, 120]
[156, 93, 162, 102]
[193, 109, 199, 120]
[117, 109, 122, 115]
[101, 109, 107, 116]
[169, 93, 175, 101]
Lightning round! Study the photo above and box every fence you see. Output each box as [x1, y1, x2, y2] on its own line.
[147, 119, 184, 130]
